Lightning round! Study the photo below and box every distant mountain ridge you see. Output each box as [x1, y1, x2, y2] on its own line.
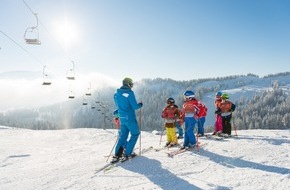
[0, 72, 290, 131]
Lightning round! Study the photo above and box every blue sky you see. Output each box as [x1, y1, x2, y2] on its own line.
[1, 0, 290, 82]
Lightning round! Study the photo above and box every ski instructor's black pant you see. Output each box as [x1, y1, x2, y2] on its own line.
[222, 115, 232, 135]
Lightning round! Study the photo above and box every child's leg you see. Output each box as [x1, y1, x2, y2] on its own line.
[216, 115, 223, 132]
[198, 117, 205, 135]
[165, 127, 171, 143]
[168, 127, 178, 144]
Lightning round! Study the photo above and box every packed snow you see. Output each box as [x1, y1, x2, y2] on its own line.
[0, 126, 289, 190]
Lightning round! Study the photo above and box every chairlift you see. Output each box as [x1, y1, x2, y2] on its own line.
[42, 66, 52, 85]
[82, 95, 88, 105]
[68, 90, 75, 99]
[24, 13, 41, 45]
[66, 61, 75, 80]
[85, 83, 92, 96]
[91, 101, 96, 109]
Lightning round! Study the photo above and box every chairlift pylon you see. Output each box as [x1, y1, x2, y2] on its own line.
[42, 65, 52, 85]
[66, 61, 75, 80]
[24, 13, 41, 45]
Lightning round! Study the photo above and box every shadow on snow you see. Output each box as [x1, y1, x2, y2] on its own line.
[195, 149, 290, 175]
[120, 156, 229, 190]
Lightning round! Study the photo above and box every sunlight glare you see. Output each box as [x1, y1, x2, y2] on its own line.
[51, 17, 80, 50]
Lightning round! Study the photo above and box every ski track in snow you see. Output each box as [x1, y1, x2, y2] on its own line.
[0, 127, 289, 190]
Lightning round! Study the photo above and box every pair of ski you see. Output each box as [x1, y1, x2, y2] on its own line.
[154, 144, 181, 152]
[95, 146, 153, 174]
[204, 133, 224, 140]
[167, 142, 207, 157]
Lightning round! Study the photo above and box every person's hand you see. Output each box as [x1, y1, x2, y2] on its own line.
[215, 108, 221, 114]
[139, 102, 143, 107]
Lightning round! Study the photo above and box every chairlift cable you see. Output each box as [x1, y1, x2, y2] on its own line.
[0, 30, 44, 65]
[22, 0, 75, 65]
[38, 19, 75, 64]
[1, 31, 51, 85]
[21, 0, 71, 84]
[22, 0, 36, 15]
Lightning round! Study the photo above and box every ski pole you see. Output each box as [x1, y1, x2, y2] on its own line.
[195, 125, 200, 152]
[106, 133, 119, 162]
[232, 113, 238, 136]
[138, 108, 142, 155]
[159, 119, 165, 146]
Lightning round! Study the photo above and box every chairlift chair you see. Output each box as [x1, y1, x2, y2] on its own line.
[85, 91, 92, 96]
[66, 69, 75, 80]
[85, 83, 92, 96]
[24, 27, 41, 45]
[42, 66, 52, 85]
[24, 13, 41, 45]
[42, 74, 52, 85]
[91, 101, 96, 109]
[68, 90, 75, 99]
[66, 61, 75, 80]
[82, 95, 88, 105]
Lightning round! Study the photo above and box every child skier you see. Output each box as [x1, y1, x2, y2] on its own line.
[197, 101, 207, 137]
[112, 109, 126, 157]
[215, 93, 236, 136]
[113, 109, 120, 130]
[213, 91, 223, 135]
[180, 90, 200, 150]
[161, 98, 180, 147]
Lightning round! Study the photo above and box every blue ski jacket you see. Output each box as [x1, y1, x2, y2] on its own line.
[114, 85, 142, 122]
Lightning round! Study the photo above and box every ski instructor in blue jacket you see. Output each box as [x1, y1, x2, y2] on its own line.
[111, 77, 143, 163]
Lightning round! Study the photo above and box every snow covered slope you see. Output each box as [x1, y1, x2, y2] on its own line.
[0, 126, 289, 190]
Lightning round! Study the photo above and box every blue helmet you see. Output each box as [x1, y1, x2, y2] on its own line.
[183, 90, 195, 99]
[216, 91, 222, 97]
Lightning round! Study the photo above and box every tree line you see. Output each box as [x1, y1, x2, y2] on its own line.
[0, 73, 289, 131]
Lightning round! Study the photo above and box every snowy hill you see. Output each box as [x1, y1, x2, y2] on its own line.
[0, 126, 289, 190]
[1, 72, 290, 131]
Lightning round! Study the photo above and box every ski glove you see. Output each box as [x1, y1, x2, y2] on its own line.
[139, 102, 143, 107]
[215, 108, 221, 115]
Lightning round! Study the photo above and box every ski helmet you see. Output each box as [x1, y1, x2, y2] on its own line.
[166, 97, 175, 104]
[221, 93, 229, 100]
[122, 77, 133, 87]
[183, 90, 195, 99]
[216, 91, 222, 97]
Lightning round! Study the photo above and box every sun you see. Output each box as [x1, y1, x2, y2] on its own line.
[51, 16, 80, 50]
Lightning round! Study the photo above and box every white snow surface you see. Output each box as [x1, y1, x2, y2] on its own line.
[0, 126, 289, 190]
